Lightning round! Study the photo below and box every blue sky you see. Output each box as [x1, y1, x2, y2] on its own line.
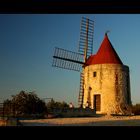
[0, 14, 140, 106]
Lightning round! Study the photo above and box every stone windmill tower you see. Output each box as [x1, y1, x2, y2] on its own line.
[52, 17, 132, 115]
[83, 32, 132, 115]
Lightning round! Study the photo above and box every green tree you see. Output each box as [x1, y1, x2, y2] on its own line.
[46, 99, 69, 113]
[3, 99, 13, 116]
[4, 91, 47, 117]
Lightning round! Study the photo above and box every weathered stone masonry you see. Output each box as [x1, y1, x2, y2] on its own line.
[82, 34, 132, 115]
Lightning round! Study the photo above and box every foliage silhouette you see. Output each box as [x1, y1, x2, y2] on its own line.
[3, 91, 47, 118]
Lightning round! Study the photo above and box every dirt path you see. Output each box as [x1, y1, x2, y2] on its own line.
[19, 115, 140, 126]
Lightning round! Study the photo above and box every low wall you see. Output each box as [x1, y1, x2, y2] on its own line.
[51, 108, 96, 118]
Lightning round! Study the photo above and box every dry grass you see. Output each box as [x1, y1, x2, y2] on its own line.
[0, 120, 6, 126]
[0, 118, 17, 126]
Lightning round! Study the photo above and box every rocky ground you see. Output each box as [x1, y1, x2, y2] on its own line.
[19, 115, 140, 126]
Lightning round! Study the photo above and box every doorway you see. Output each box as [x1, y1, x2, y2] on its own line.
[94, 94, 101, 111]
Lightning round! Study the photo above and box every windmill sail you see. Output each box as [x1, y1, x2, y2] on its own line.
[52, 47, 84, 71]
[78, 17, 94, 62]
[78, 72, 84, 107]
[52, 17, 94, 108]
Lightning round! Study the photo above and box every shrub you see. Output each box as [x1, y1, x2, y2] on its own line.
[132, 104, 140, 115]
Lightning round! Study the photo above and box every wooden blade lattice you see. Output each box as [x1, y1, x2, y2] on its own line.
[52, 47, 84, 71]
[78, 17, 94, 60]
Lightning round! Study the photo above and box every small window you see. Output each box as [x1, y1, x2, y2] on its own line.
[93, 72, 97, 77]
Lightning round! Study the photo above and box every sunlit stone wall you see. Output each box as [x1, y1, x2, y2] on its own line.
[83, 64, 132, 115]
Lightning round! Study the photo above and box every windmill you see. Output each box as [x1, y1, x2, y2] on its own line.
[52, 17, 94, 108]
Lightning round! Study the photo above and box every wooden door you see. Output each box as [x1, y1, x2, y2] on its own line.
[94, 94, 101, 111]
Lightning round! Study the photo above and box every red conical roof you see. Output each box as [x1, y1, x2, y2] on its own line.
[85, 34, 123, 66]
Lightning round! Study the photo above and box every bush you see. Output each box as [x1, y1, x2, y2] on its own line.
[46, 99, 69, 114]
[3, 91, 47, 118]
[132, 104, 140, 115]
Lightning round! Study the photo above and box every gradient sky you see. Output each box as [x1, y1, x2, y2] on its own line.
[0, 14, 140, 106]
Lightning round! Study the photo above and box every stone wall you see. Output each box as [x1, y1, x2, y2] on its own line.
[83, 64, 132, 115]
[52, 108, 96, 117]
